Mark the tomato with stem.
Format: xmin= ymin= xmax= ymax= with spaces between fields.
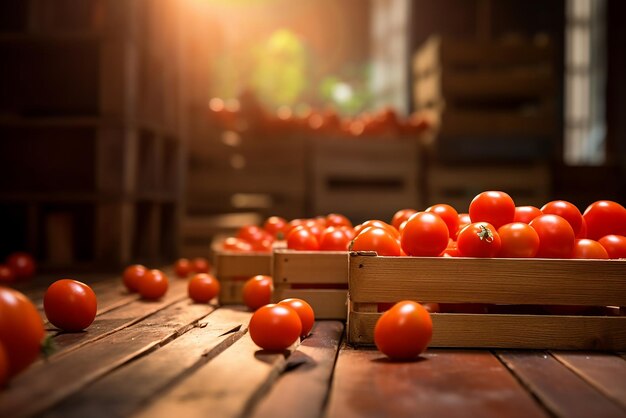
xmin=457 ymin=222 xmax=501 ymax=258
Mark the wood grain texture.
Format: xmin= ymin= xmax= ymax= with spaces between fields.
xmin=498 ymin=351 xmax=626 ymax=418
xmin=273 ymin=288 xmax=347 ymax=320
xmin=273 ymin=250 xmax=348 ymax=285
xmin=249 ymin=321 xmax=344 ymax=418
xmin=552 ymin=352 xmax=626 ymax=409
xmin=325 ymin=347 xmax=549 ymax=418
xmin=348 ymin=312 xmax=626 ymax=350
xmin=0 ymin=299 xmax=214 ymax=418
xmin=214 ymin=251 xmax=272 ymax=278
xmin=40 ymin=307 xmax=252 ymax=418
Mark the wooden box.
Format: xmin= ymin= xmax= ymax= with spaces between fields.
xmin=272 ymin=249 xmax=348 ymax=319
xmin=348 ymin=252 xmax=626 ymax=350
xmin=214 ymin=251 xmax=272 ymax=304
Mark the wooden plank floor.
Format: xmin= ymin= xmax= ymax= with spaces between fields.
xmin=2 ymin=272 xmax=625 ymax=418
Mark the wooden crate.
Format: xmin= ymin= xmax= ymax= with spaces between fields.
xmin=272 ymin=249 xmax=348 ymax=319
xmin=213 ymin=250 xmax=272 ymax=304
xmin=347 ymin=252 xmax=626 ymax=350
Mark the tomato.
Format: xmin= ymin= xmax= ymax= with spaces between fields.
xmin=570 ymin=239 xmax=609 ymax=259
xmin=401 ymin=212 xmax=449 ymax=257
xmin=138 ymin=269 xmax=169 ymax=300
xmin=456 ymin=213 xmax=471 ymax=239
xmin=237 ymin=225 xmax=264 ymax=242
xmin=583 ymin=200 xmax=626 ymax=240
xmin=469 ymin=191 xmax=515 ymax=229
xmin=174 ymin=258 xmax=192 ymax=278
xmin=577 ymin=217 xmax=587 ymax=239
xmin=43 ymin=279 xmax=97 ymax=332
xmin=188 ymin=273 xmax=220 ymax=303
xmin=391 ymin=209 xmax=417 ymax=230
xmin=0 ymin=265 xmax=15 ymax=282
xmin=326 ymin=213 xmax=352 ymax=229
xmin=303 ymin=219 xmax=324 ymax=240
xmin=374 ymin=301 xmax=432 ymax=360
xmin=497 ymin=222 xmax=540 ymax=258
xmin=529 ymin=214 xmax=575 ymax=258
xmin=6 ymin=252 xmax=36 ymax=280
xmin=541 ymin=200 xmax=583 ymax=236
xmin=0 ymin=341 xmax=8 ymax=387
xmin=0 ymin=287 xmax=44 ymax=377
xmin=222 ymin=237 xmax=253 ymax=253
xmin=425 ymin=204 xmax=459 ymax=239
xmin=598 ymin=235 xmax=626 ymax=259
xmin=242 ymin=275 xmax=273 ymax=311
xmin=278 ymin=298 xmax=315 ymax=337
xmin=122 ymin=264 xmax=147 ymax=293
xmin=263 ymin=216 xmax=288 ymax=238
xmin=352 ymin=227 xmax=402 ymax=256
xmin=249 ymin=304 xmax=302 ymax=351
xmin=513 ymin=206 xmax=542 ymax=224
xmin=191 ymin=257 xmax=211 ymax=274
xmin=354 ymin=220 xmax=399 ymax=240
xmin=457 ymin=222 xmax=501 ymax=258
xmin=319 ymin=226 xmax=352 ymax=251
xmin=422 ymin=302 xmax=441 ymax=313
xmin=287 ymin=225 xmax=320 ymax=251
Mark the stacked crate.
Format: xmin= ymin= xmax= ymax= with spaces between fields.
xmin=0 ymin=0 xmax=186 ymax=270
xmin=413 ymin=35 xmax=557 ymax=210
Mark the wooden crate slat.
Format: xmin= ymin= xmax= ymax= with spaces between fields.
xmin=215 ymin=252 xmax=272 ymax=278
xmin=497 ymin=351 xmax=626 ymax=418
xmin=0 ymin=299 xmax=214 ymax=418
xmin=325 ymin=346 xmax=549 ymax=418
xmin=249 ymin=321 xmax=344 ymax=418
xmin=273 ymin=288 xmax=347 ymax=320
xmin=273 ymin=250 xmax=348 ymax=285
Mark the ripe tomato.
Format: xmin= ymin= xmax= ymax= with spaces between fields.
xmin=469 ymin=191 xmax=515 ymax=229
xmin=391 ymin=209 xmax=417 ymax=230
xmin=319 ymin=226 xmax=352 ymax=251
xmin=242 ymin=275 xmax=273 ymax=311
xmin=138 ymin=269 xmax=169 ymax=300
xmin=598 ymin=235 xmax=626 ymax=259
xmin=6 ymin=252 xmax=36 ymax=279
xmin=374 ymin=301 xmax=432 ymax=360
xmin=0 ymin=341 xmax=7 ymax=387
xmin=287 ymin=225 xmax=320 ymax=251
xmin=352 ymin=227 xmax=402 ymax=256
xmin=0 ymin=286 xmax=45 ymax=377
xmin=263 ymin=216 xmax=288 ymax=238
xmin=44 ymin=279 xmax=97 ymax=332
xmin=354 ymin=220 xmax=399 ymax=240
xmin=456 ymin=213 xmax=471 ymax=239
xmin=249 ymin=304 xmax=302 ymax=351
xmin=457 ymin=222 xmax=501 ymax=257
xmin=570 ymin=239 xmax=609 ymax=259
xmin=577 ymin=217 xmax=587 ymax=238
xmin=237 ymin=225 xmax=264 ymax=242
xmin=583 ymin=200 xmax=626 ymax=240
xmin=221 ymin=237 xmax=253 ymax=253
xmin=122 ymin=264 xmax=147 ymax=293
xmin=529 ymin=214 xmax=575 ymax=258
xmin=497 ymin=222 xmax=540 ymax=258
xmin=513 ymin=206 xmax=542 ymax=224
xmin=278 ymin=298 xmax=315 ymax=337
xmin=188 ymin=273 xmax=220 ymax=303
xmin=326 ymin=213 xmax=352 ymax=229
xmin=0 ymin=265 xmax=15 ymax=282
xmin=425 ymin=204 xmax=459 ymax=239
xmin=541 ymin=200 xmax=583 ymax=237
xmin=401 ymin=212 xmax=449 ymax=257
xmin=191 ymin=257 xmax=211 ymax=273
xmin=174 ymin=258 xmax=192 ymax=278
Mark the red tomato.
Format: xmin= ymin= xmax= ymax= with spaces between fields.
xmin=598 ymin=235 xmax=626 ymax=259
xmin=44 ymin=279 xmax=97 ymax=332
xmin=391 ymin=209 xmax=417 ymax=230
xmin=174 ymin=258 xmax=192 ymax=278
xmin=583 ymin=200 xmax=626 ymax=240
xmin=457 ymin=222 xmax=501 ymax=258
xmin=221 ymin=237 xmax=253 ymax=253
xmin=497 ymin=222 xmax=540 ymax=258
xmin=263 ymin=216 xmax=288 ymax=238
xmin=188 ymin=273 xmax=220 ymax=303
xmin=570 ymin=239 xmax=609 ymax=259
xmin=513 ymin=206 xmax=542 ymax=224
xmin=0 ymin=341 xmax=8 ymax=387
xmin=237 ymin=225 xmax=264 ymax=242
xmin=529 ymin=214 xmax=575 ymax=258
xmin=469 ymin=191 xmax=516 ymax=229
xmin=425 ymin=204 xmax=459 ymax=239
xmin=278 ymin=298 xmax=315 ymax=337
xmin=242 ymin=275 xmax=273 ymax=311
xmin=0 ymin=265 xmax=15 ymax=283
xmin=287 ymin=225 xmax=320 ymax=251
xmin=374 ymin=301 xmax=432 ymax=360
xmin=138 ymin=269 xmax=169 ymax=300
xmin=354 ymin=220 xmax=400 ymax=240
xmin=319 ymin=226 xmax=352 ymax=251
xmin=122 ymin=264 xmax=147 ymax=293
xmin=191 ymin=257 xmax=211 ymax=273
xmin=303 ymin=219 xmax=324 ymax=240
xmin=577 ymin=217 xmax=587 ymax=239
xmin=0 ymin=287 xmax=45 ymax=378
xmin=456 ymin=213 xmax=471 ymax=239
xmin=352 ymin=227 xmax=402 ymax=256
xmin=6 ymin=252 xmax=36 ymax=280
xmin=401 ymin=212 xmax=449 ymax=257
xmin=326 ymin=213 xmax=352 ymax=229
xmin=249 ymin=304 xmax=302 ymax=351
xmin=541 ymin=200 xmax=583 ymax=237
